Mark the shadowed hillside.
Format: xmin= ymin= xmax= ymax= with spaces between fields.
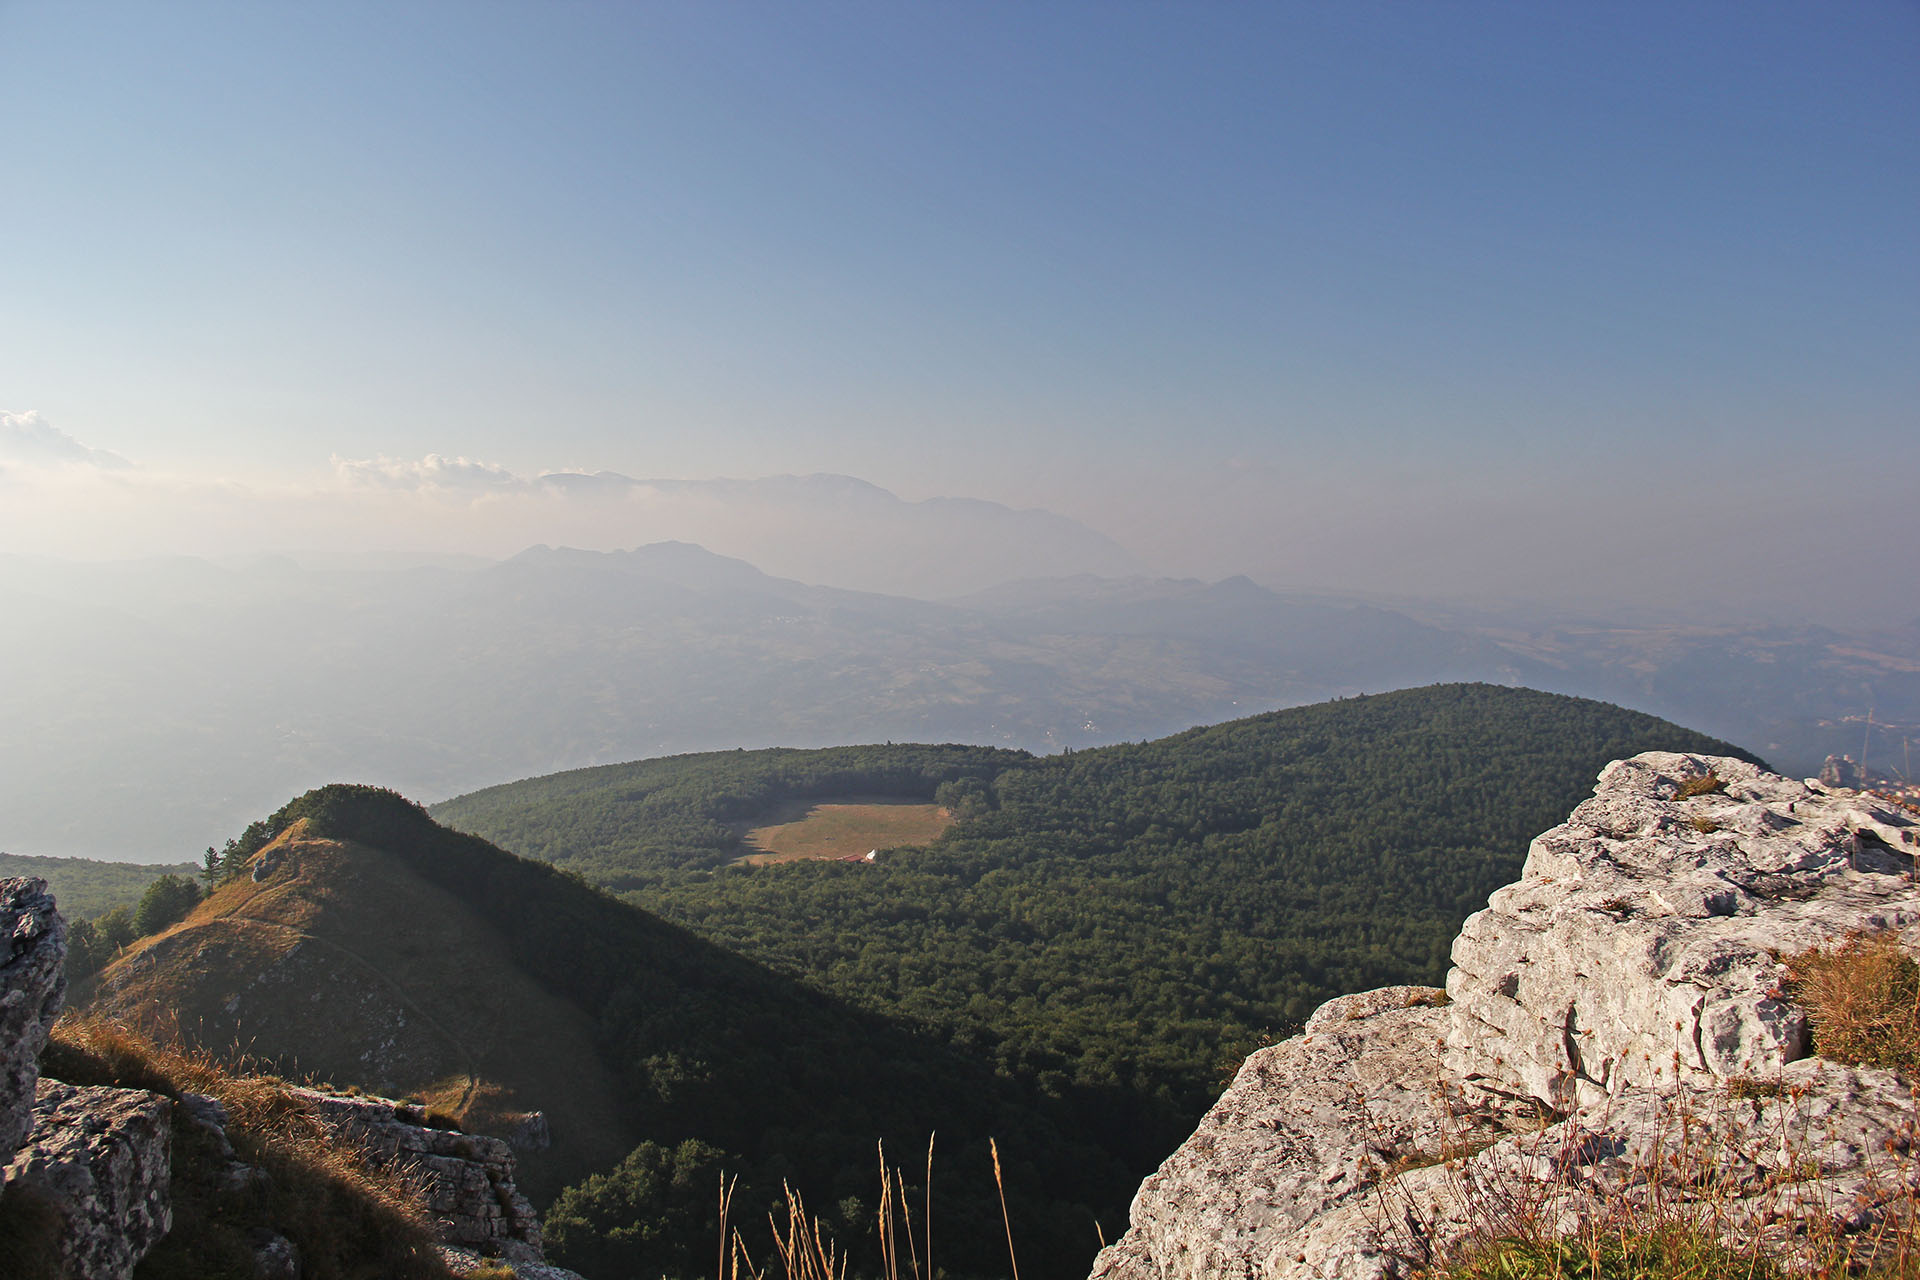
xmin=85 ymin=784 xmax=1133 ymax=1279
xmin=86 ymin=820 xmax=635 ymax=1201
xmin=438 ymin=684 xmax=1765 ymax=1171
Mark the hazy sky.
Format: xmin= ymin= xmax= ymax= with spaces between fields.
xmin=3 ymin=3 xmax=1916 ymax=621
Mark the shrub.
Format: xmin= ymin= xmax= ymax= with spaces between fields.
xmin=94 ymin=903 xmax=136 ymax=951
xmin=131 ymin=874 xmax=203 ymax=938
xmin=1675 ymin=772 xmax=1725 ymax=800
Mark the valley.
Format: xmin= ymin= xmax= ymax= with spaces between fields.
xmin=20 ymin=683 xmax=1752 ymax=1277
xmin=7 ymin=9 xmax=1908 ymax=1277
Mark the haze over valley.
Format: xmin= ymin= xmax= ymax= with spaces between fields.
xmin=3 ymin=523 xmax=1914 ymax=860
xmin=3 ymin=6 xmax=1917 ymax=1278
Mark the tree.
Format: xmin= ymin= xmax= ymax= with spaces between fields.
xmin=65 ymin=917 xmax=108 ymax=981
xmin=94 ymin=905 xmax=136 ymax=952
xmin=545 ymin=1139 xmax=732 ymax=1279
xmin=132 ymin=874 xmax=202 ymax=938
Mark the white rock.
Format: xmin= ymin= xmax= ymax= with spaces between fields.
xmin=1087 ymin=987 xmax=1506 ymax=1280
xmin=1446 ymin=753 xmax=1920 ymax=1110
xmin=1090 ymin=753 xmax=1920 ymax=1280
xmin=2 ymin=1080 xmax=173 ymax=1280
xmin=0 ymin=877 xmax=66 ymax=1163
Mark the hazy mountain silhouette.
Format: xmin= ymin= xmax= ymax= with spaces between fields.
xmin=1 ymin=545 xmax=1911 ymax=861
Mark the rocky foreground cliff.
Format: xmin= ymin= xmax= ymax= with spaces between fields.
xmin=1090 ymin=752 xmax=1920 ymax=1280
xmin=0 ymin=875 xmax=586 ymax=1280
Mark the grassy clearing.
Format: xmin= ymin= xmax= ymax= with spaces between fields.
xmin=742 ymin=801 xmax=953 ymax=864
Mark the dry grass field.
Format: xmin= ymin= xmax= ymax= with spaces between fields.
xmin=742 ymin=800 xmax=954 ymax=864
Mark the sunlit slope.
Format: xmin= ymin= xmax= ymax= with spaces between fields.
xmin=87 ymin=819 xmax=633 ymax=1198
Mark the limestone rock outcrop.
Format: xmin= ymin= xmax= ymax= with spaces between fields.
xmin=1090 ymin=988 xmax=1519 ymax=1280
xmin=3 ymin=1080 xmax=173 ymax=1280
xmin=1446 ymin=752 xmax=1920 ymax=1108
xmin=292 ymin=1087 xmax=544 ymax=1253
xmin=2 ymin=877 xmax=67 ymax=1162
xmin=1090 ymin=753 xmax=1920 ymax=1280
xmin=2 ymin=877 xmax=176 ymax=1280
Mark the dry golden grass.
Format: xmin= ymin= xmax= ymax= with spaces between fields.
xmin=87 ymin=831 xmax=634 ymax=1199
xmin=22 ymin=1012 xmax=454 ymax=1280
xmin=1787 ymin=931 xmax=1920 ymax=1074
xmin=722 ymin=1137 xmax=967 ymax=1280
xmin=1674 ymin=771 xmax=1725 ymax=800
xmin=742 ymin=801 xmax=953 ymax=864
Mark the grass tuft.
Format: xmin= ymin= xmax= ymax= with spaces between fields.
xmin=1786 ymin=931 xmax=1920 ymax=1074
xmin=1437 ymin=1224 xmax=1789 ymax=1280
xmin=1675 ymin=772 xmax=1725 ymax=800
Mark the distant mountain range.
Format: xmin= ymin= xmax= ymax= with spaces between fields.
xmin=2 ymin=541 xmax=1913 ymax=860
xmin=430 ymin=469 xmax=1145 ymax=597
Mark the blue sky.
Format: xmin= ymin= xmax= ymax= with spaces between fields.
xmin=2 ymin=2 xmax=1915 ymax=618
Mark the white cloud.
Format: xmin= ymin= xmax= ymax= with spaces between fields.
xmin=331 ymin=452 xmax=525 ymax=492
xmin=0 ymin=410 xmax=131 ymax=469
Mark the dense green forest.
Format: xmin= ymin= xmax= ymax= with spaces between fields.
xmin=436 ymin=685 xmax=1762 ymax=1207
xmin=0 ymin=852 xmax=197 ymax=921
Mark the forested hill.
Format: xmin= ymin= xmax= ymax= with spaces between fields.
xmin=437 ymin=684 xmax=1760 ymax=1165
xmin=437 ymin=741 xmax=1028 ymax=881
xmin=99 ymin=784 xmax=1137 ymax=1280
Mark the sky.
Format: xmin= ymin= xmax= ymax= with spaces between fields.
xmin=2 ymin=2 xmax=1916 ymax=622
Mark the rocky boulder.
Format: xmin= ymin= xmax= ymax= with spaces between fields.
xmin=1 ymin=877 xmax=66 ymax=1162
xmin=3 ymin=1080 xmax=173 ymax=1280
xmin=291 ymin=1087 xmax=544 ymax=1254
xmin=1089 ymin=753 xmax=1920 ymax=1280
xmin=1090 ymin=987 xmax=1527 ymax=1280
xmin=1446 ymin=752 xmax=1920 ymax=1109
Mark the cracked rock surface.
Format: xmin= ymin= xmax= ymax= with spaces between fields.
xmin=3 ymin=1080 xmax=173 ymax=1280
xmin=292 ymin=1087 xmax=543 ymax=1251
xmin=1446 ymin=752 xmax=1920 ymax=1109
xmin=1088 ymin=988 xmax=1527 ymax=1280
xmin=1 ymin=877 xmax=66 ymax=1163
xmin=1089 ymin=754 xmax=1920 ymax=1280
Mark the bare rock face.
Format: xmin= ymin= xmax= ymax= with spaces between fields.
xmin=1276 ymin=1056 xmax=1920 ymax=1280
xmin=3 ymin=1080 xmax=173 ymax=1280
xmin=1446 ymin=752 xmax=1920 ymax=1109
xmin=1 ymin=877 xmax=66 ymax=1163
xmin=1089 ymin=754 xmax=1920 ymax=1280
xmin=1088 ymin=988 xmax=1519 ymax=1280
xmin=290 ymin=1087 xmax=544 ymax=1253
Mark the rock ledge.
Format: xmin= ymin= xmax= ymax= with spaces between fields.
xmin=1090 ymin=754 xmax=1920 ymax=1280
